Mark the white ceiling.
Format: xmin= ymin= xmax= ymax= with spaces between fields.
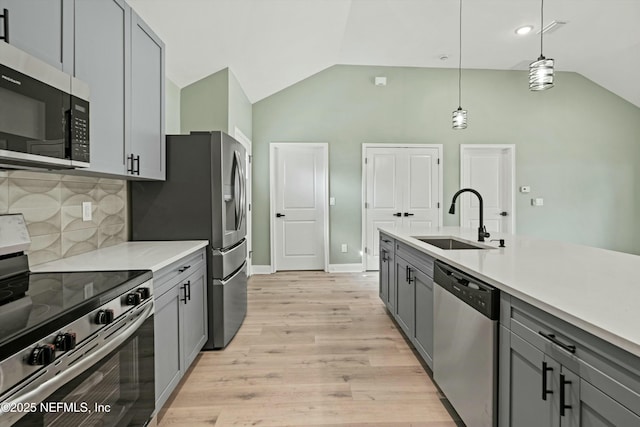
xmin=127 ymin=0 xmax=640 ymax=107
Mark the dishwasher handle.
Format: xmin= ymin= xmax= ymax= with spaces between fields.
xmin=434 ymin=261 xmax=499 ymax=320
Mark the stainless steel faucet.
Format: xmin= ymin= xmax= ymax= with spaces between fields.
xmin=448 ymin=188 xmax=491 ymax=242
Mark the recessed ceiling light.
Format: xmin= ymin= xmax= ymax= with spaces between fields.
xmin=515 ymin=25 xmax=533 ymax=35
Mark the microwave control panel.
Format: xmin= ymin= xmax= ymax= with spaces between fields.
xmin=70 ymin=96 xmax=90 ymax=162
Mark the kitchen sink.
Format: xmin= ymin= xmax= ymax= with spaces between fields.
xmin=414 ymin=237 xmax=493 ymax=250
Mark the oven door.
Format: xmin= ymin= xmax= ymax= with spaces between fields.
xmin=11 ymin=308 xmax=155 ymax=427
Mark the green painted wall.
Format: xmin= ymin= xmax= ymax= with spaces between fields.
xmin=181 ymin=68 xmax=252 ymax=141
xmin=252 ymin=65 xmax=640 ymax=265
xmin=180 ymin=68 xmax=229 ymax=133
xmin=165 ymin=78 xmax=181 ymax=134
xmin=228 ymin=70 xmax=253 ymax=140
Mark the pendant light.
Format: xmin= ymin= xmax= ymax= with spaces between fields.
xmin=452 ymin=0 xmax=467 ymax=129
xmin=529 ymin=0 xmax=554 ymax=90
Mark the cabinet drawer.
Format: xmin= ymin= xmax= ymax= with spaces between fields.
xmin=153 ymin=249 xmax=206 ymax=297
xmin=509 ymin=297 xmax=640 ymax=417
xmin=379 ymin=233 xmax=394 ymax=252
xmin=396 ymin=241 xmax=434 ymax=277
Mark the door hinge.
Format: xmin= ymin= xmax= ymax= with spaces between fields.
xmin=437 ymin=158 xmax=440 ymax=165
xmin=364 ymin=157 xmax=368 ymax=164
xmin=249 ymin=250 xmax=253 ymax=258
xmin=437 ymin=202 xmax=440 ymax=208
xmin=248 ymin=155 xmax=252 ymax=163
xmin=248 ymin=203 xmax=252 ymax=211
xmin=364 ymin=247 xmax=368 ymax=254
xmin=365 ymin=202 xmax=369 ymax=209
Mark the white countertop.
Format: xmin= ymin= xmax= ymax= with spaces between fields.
xmin=31 ymin=241 xmax=209 ymax=273
xmin=380 ymin=226 xmax=640 ymax=358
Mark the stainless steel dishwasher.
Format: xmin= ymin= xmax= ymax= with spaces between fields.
xmin=433 ymin=261 xmax=500 ymax=427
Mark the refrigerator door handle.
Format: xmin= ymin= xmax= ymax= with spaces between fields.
xmin=233 ymin=150 xmax=245 ymax=232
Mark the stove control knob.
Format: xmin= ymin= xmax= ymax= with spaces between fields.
xmin=136 ymin=287 xmax=151 ymax=299
xmin=54 ymin=332 xmax=77 ymax=351
xmin=29 ymin=344 xmax=56 ymax=366
xmin=126 ymin=292 xmax=142 ymax=306
xmin=95 ymin=309 xmax=115 ymax=325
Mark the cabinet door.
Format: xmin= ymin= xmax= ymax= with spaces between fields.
xmin=379 ymin=246 xmax=389 ymax=303
xmin=505 ymin=332 xmax=559 ymax=427
xmin=394 ymin=256 xmax=414 ymax=338
xmin=154 ymin=285 xmax=183 ymax=411
xmin=130 ymin=11 xmax=165 ymax=180
xmin=0 ymin=0 xmax=72 ymax=71
xmin=566 ymin=378 xmax=640 ymax=427
xmin=413 ymin=267 xmax=433 ymax=369
xmin=181 ymin=265 xmax=208 ymax=370
xmin=74 ymin=0 xmax=128 ymax=175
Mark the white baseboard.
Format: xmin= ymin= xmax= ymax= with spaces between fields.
xmin=251 ymin=265 xmax=273 ymax=275
xmin=328 ymin=263 xmax=364 ymax=273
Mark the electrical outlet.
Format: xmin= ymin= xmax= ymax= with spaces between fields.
xmin=82 ymin=202 xmax=92 ymax=221
xmin=329 ymin=197 xmax=336 ymax=206
xmin=520 ymin=186 xmax=531 ymax=193
xmin=341 ymin=244 xmax=348 ymax=253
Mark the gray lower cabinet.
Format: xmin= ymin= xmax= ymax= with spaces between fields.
xmin=154 ymin=282 xmax=183 ymax=412
xmin=500 ymin=296 xmax=640 ymax=427
xmin=387 ymin=240 xmax=434 ymax=370
xmin=379 ymin=234 xmax=395 ymax=312
xmin=74 ymin=0 xmax=128 ymax=176
xmin=0 ymin=0 xmax=73 ymax=72
xmin=394 ymin=255 xmax=414 ymax=338
xmin=412 ymin=267 xmax=433 ymax=369
xmin=154 ymin=249 xmax=207 ymax=413
xmin=129 ymin=11 xmax=165 ymax=180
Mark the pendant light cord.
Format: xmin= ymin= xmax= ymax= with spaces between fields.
xmin=539 ymin=0 xmax=544 ymax=57
xmin=458 ymin=0 xmax=462 ymax=108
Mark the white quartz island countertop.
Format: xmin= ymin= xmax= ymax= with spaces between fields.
xmin=30 ymin=241 xmax=209 ymax=273
xmin=380 ymin=226 xmax=640 ymax=358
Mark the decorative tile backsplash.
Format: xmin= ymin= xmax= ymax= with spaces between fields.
xmin=0 ymin=171 xmax=128 ymax=266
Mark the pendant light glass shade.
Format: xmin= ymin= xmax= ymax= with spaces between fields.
xmin=452 ymin=0 xmax=467 ymax=130
xmin=529 ymin=0 xmax=554 ymax=91
xmin=452 ymin=107 xmax=467 ymax=129
xmin=529 ymin=56 xmax=554 ymax=90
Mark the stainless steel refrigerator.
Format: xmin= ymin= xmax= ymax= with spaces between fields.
xmin=130 ymin=131 xmax=247 ymax=349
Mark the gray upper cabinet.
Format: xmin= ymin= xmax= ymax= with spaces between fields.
xmin=0 ymin=0 xmax=73 ymax=72
xmin=74 ymin=0 xmax=128 ymax=176
xmin=129 ymin=11 xmax=165 ymax=180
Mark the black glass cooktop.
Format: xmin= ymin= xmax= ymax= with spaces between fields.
xmin=0 ymin=269 xmax=152 ymax=361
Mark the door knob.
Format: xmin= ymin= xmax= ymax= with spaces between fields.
xmin=276 ymin=213 xmax=286 ymax=218
xmin=393 ymin=212 xmax=402 ymax=217
xmin=403 ymin=213 xmax=414 ymax=217
xmin=500 ymin=211 xmax=508 ymax=216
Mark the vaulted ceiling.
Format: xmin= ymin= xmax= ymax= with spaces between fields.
xmin=127 ymin=0 xmax=640 ymax=107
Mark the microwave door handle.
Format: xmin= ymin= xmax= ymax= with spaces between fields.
xmin=1 ymin=302 xmax=153 ymax=416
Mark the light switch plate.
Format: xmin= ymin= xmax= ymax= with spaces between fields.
xmin=531 ymin=198 xmax=544 ymax=206
xmin=82 ymin=202 xmax=92 ymax=221
xmin=341 ymin=244 xmax=348 ymax=253
xmin=330 ymin=197 xmax=336 ymax=206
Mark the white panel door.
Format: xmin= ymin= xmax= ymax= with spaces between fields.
xmin=460 ymin=146 xmax=515 ymax=234
xmin=365 ymin=146 xmax=440 ymax=270
xmin=274 ymin=145 xmax=326 ymax=270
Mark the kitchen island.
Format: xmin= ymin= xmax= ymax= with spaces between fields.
xmin=379 ymin=226 xmax=640 ymax=427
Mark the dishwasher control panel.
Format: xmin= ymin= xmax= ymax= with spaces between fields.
xmin=434 ymin=261 xmax=499 ymax=320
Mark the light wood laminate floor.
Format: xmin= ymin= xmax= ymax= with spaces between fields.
xmin=157 ymin=271 xmax=459 ymax=427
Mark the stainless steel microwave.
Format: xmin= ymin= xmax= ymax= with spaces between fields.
xmin=0 ymin=42 xmax=89 ymax=170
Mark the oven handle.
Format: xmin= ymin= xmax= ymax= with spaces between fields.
xmin=2 ymin=301 xmax=153 ymax=410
